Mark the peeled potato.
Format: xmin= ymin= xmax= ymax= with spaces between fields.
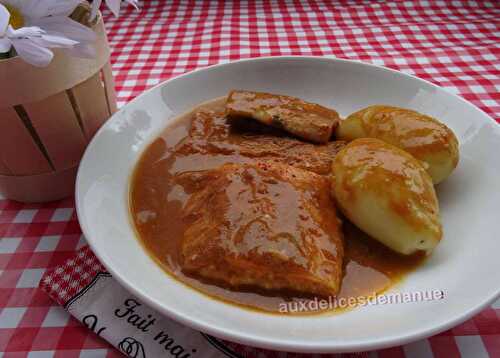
xmin=332 ymin=138 xmax=442 ymax=255
xmin=337 ymin=105 xmax=459 ymax=184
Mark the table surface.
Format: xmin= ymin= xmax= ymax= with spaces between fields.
xmin=1 ymin=1 xmax=499 ymax=357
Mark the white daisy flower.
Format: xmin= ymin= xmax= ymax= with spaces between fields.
xmin=0 ymin=0 xmax=96 ymax=66
xmin=90 ymin=0 xmax=139 ymax=21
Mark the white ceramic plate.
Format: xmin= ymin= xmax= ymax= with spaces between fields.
xmin=76 ymin=56 xmax=500 ymax=353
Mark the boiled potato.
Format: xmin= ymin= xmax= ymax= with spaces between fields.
xmin=336 ymin=105 xmax=459 ymax=184
xmin=332 ymin=138 xmax=442 ymax=255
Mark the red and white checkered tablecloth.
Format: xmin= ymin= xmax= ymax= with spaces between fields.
xmin=0 ymin=1 xmax=499 ymax=357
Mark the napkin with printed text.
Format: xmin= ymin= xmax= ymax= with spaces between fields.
xmin=40 ymin=245 xmax=371 ymax=358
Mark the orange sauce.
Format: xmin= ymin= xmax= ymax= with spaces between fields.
xmin=130 ymin=98 xmax=425 ymax=314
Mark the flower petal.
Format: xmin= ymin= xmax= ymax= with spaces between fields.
xmin=19 ymin=0 xmax=50 ymax=20
xmin=125 ymin=0 xmax=140 ymax=10
xmin=31 ymin=16 xmax=96 ymax=43
xmin=10 ymin=37 xmax=54 ymax=66
xmin=2 ymin=0 xmax=22 ymax=10
xmin=35 ymin=34 xmax=79 ymax=48
xmin=105 ymin=0 xmax=122 ymax=17
xmin=47 ymin=0 xmax=83 ymax=16
xmin=0 ymin=4 xmax=10 ymax=35
xmin=0 ymin=37 xmax=12 ymax=53
xmin=7 ymin=25 xmax=45 ymax=38
xmin=90 ymin=0 xmax=103 ymax=21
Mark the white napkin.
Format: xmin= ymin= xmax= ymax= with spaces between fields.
xmin=65 ymin=272 xmax=236 ymax=358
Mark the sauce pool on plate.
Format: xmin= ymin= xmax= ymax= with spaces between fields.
xmin=130 ymin=98 xmax=425 ymax=314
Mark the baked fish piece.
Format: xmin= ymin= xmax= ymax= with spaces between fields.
xmin=182 ymin=102 xmax=345 ymax=176
xmin=226 ymin=90 xmax=340 ymax=144
xmin=176 ymin=162 xmax=344 ymax=297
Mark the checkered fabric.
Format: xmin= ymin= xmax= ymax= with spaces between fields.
xmin=0 ymin=0 xmax=499 ymax=357
xmin=37 ymin=246 xmax=500 ymax=358
xmin=39 ymin=246 xmax=105 ymax=307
